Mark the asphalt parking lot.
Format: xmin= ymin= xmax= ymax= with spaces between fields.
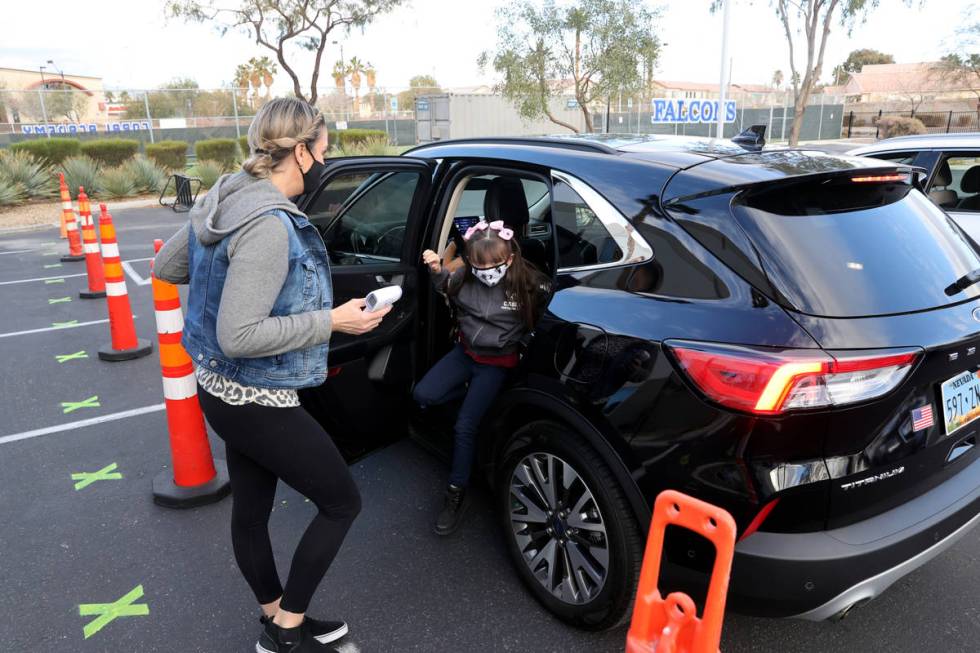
xmin=0 ymin=206 xmax=977 ymax=652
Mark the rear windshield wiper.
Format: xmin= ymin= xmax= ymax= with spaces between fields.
xmin=945 ymin=268 xmax=980 ymax=296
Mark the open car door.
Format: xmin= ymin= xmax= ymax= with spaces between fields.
xmin=295 ymin=156 xmax=437 ymax=460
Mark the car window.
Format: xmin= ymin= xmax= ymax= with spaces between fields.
xmin=865 ymin=151 xmax=917 ymax=165
xmin=930 ymin=152 xmax=980 ymax=212
xmin=552 ymin=179 xmax=623 ymax=268
xmin=453 ymin=175 xmax=550 ymax=220
xmin=307 ymin=170 xmax=422 ymax=264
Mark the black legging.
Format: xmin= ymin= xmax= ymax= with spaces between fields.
xmin=198 ymin=389 xmax=361 ymax=614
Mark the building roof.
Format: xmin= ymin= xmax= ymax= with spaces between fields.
xmin=0 ymin=66 xmax=102 ymax=80
xmin=846 ymin=62 xmax=970 ymax=94
xmin=652 ymin=80 xmax=776 ymax=94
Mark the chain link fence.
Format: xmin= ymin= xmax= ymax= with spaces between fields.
xmin=844 ymin=109 xmax=980 ymax=138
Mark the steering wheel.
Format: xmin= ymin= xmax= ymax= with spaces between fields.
xmin=375 ymin=225 xmax=406 ymax=258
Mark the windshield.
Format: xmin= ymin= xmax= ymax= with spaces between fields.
xmin=731 ymin=183 xmax=980 ymax=317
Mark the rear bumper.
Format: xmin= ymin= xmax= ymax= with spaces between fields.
xmin=729 ymin=454 xmax=980 ymax=619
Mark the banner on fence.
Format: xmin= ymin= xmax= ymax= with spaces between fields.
xmin=20 ymin=121 xmax=151 ymax=136
xmin=652 ymin=99 xmax=737 ymax=124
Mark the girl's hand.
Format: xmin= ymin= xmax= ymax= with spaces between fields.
xmin=331 ymin=298 xmax=392 ymax=335
xmin=422 ymin=249 xmax=442 ymax=274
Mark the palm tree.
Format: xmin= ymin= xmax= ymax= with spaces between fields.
xmin=365 ymin=62 xmax=377 ymax=90
xmin=348 ymin=57 xmax=365 ymax=113
xmin=332 ymin=60 xmax=346 ymax=91
xmin=234 ymin=64 xmax=251 ymax=104
xmin=254 ymin=56 xmax=277 ymax=98
xmin=772 ymin=69 xmax=784 ymax=90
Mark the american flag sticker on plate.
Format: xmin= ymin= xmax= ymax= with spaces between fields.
xmin=911 ymin=404 xmax=935 ymax=431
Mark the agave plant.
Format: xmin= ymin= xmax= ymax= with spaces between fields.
xmin=0 ymin=150 xmax=56 ymax=199
xmin=124 ymin=156 xmax=167 ymax=194
xmin=0 ymin=173 xmax=26 ymax=206
xmin=99 ymin=165 xmax=138 ymax=199
xmin=188 ymin=159 xmax=224 ymax=190
xmin=60 ymin=156 xmax=101 ymax=198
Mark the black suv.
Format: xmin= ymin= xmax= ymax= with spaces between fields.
xmin=294 ymin=135 xmax=980 ymax=630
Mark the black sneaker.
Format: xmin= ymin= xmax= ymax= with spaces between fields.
xmin=260 ymin=615 xmax=349 ymax=645
xmin=434 ymin=484 xmax=470 ymax=536
xmin=256 ymin=618 xmax=328 ymax=653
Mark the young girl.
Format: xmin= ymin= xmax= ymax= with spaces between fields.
xmin=415 ymin=219 xmax=549 ymax=535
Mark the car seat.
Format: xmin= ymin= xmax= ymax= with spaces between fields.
xmin=929 ymin=160 xmax=959 ymax=209
xmin=956 ymin=165 xmax=980 ymax=211
xmin=483 ymin=177 xmax=552 ymax=274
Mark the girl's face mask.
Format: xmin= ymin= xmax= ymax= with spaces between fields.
xmin=472 ymin=262 xmax=509 ymax=287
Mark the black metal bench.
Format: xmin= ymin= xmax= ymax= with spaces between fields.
xmin=159 ymin=174 xmax=202 ymax=213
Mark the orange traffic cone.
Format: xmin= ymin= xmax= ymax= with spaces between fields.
xmin=60 ymin=185 xmax=85 ymax=263
xmin=97 ymin=203 xmax=152 ymax=361
xmin=150 ymin=239 xmax=229 ymax=508
xmin=58 ymin=172 xmax=70 ymax=239
xmin=77 ymin=187 xmax=106 ymax=299
xmin=626 ymin=491 xmax=736 ymax=653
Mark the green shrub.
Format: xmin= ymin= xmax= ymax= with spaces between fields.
xmin=187 ymin=160 xmax=224 ymax=190
xmin=124 ymin=157 xmax=167 ymax=194
xmin=10 ymin=138 xmax=81 ymax=165
xmin=0 ymin=174 xmax=26 ymax=206
xmin=146 ymin=140 xmax=188 ymax=170
xmin=877 ymin=116 xmax=926 ymax=139
xmin=238 ymin=135 xmax=249 ymax=159
xmin=194 ymin=139 xmax=238 ymax=168
xmin=80 ymin=139 xmax=140 ymax=166
xmin=330 ymin=140 xmax=402 ymax=158
xmin=99 ymin=165 xmax=138 ymax=198
xmin=61 ymin=156 xmax=101 ymax=198
xmin=334 ymin=129 xmax=387 ymax=149
xmin=0 ymin=150 xmax=56 ymax=198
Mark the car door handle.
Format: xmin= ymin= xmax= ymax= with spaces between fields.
xmin=375 ymin=274 xmax=404 ymax=286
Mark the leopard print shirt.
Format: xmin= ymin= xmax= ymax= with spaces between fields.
xmin=195 ymin=366 xmax=300 ymax=408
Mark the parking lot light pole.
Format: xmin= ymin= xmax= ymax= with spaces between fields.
xmin=716 ymin=0 xmax=732 ymax=139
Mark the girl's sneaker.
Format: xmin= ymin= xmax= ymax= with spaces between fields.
xmin=260 ymin=615 xmax=349 ymax=645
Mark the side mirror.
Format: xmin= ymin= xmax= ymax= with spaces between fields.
xmin=732 ymin=125 xmax=766 ymax=152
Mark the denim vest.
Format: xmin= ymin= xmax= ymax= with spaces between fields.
xmin=182 ymin=209 xmax=332 ymax=389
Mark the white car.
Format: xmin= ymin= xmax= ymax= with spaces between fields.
xmin=849 ymin=133 xmax=980 ymax=240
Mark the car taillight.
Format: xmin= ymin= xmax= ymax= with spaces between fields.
xmin=665 ymin=340 xmax=918 ymax=415
xmin=851 ymin=173 xmax=908 ymax=183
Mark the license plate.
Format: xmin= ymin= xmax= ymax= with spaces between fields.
xmin=940 ymin=369 xmax=980 ymax=435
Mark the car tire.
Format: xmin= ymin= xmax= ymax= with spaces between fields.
xmin=496 ymin=419 xmax=644 ymax=630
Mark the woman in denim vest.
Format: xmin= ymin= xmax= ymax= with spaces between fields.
xmin=154 ymin=98 xmax=389 ymax=653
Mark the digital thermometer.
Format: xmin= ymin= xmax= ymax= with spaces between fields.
xmin=364 ymin=285 xmax=402 ymax=313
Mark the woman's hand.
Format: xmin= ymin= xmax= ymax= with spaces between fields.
xmin=330 ymin=298 xmax=392 ymax=335
xmin=422 ymin=249 xmax=442 ymax=274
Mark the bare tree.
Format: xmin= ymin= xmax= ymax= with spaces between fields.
xmin=165 ymin=0 xmax=404 ymax=106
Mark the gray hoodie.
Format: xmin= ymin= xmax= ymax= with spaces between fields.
xmin=154 ymin=171 xmax=332 ymax=359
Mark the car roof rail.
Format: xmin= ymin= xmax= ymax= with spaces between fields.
xmin=406 ymin=137 xmax=620 ymax=155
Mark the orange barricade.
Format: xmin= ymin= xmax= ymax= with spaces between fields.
xmin=97 ymin=203 xmax=152 ymax=361
xmin=150 ymin=238 xmax=230 ymax=508
xmin=77 ymin=187 xmax=106 ymax=299
xmin=626 ymin=491 xmax=736 ymax=653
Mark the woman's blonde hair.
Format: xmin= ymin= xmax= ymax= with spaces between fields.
xmin=242 ymin=97 xmax=326 ymax=179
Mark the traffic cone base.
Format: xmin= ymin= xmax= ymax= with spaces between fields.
xmin=60 ymin=253 xmax=85 ymax=262
xmin=153 ymin=458 xmax=231 ymax=509
xmin=98 ymin=338 xmax=153 ymax=361
xmin=79 ymin=289 xmax=107 ymax=299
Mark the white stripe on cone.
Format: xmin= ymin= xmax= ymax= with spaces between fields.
xmin=162 ymin=373 xmax=197 ymax=401
xmin=154 ymin=308 xmax=184 ymax=334
xmin=83 ymin=243 xmax=99 ymax=254
xmin=105 ymin=281 xmax=128 ymax=296
xmin=101 ymin=242 xmax=120 ymax=259
xmin=66 ymin=221 xmax=78 ymax=231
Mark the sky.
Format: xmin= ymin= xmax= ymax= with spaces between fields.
xmin=1 ymin=0 xmax=974 ymax=93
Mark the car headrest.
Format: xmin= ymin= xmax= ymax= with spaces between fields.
xmin=935 ymin=159 xmax=953 ymax=187
xmin=484 ymin=177 xmax=530 ymax=227
xmin=961 ymin=165 xmax=980 ymax=193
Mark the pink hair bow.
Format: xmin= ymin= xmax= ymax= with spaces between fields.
xmin=464 ymin=219 xmax=514 ymax=241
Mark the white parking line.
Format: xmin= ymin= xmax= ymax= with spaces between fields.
xmin=0 ymin=249 xmax=37 ymax=256
xmin=0 ymin=318 xmax=117 ymax=339
xmin=122 ymin=260 xmax=152 ymax=286
xmin=0 ymin=273 xmax=88 ymax=286
xmin=0 ymin=403 xmax=166 ymax=446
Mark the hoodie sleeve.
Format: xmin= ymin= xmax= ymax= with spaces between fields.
xmin=153 ymin=222 xmax=190 ymax=285
xmin=215 ymin=215 xmax=332 ymax=359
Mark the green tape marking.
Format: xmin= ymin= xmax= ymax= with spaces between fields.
xmin=42 ymin=252 xmax=60 ymax=257
xmin=61 ymin=396 xmax=100 ymax=414
xmin=48 ymin=296 xmax=71 ymax=304
xmin=56 ymin=350 xmax=88 ymax=363
xmin=52 ymin=320 xmax=79 ymax=328
xmin=43 ymin=262 xmax=62 ymax=268
xmin=78 ymin=585 xmax=148 ymax=639
xmin=44 ymin=278 xmax=65 ymax=284
xmin=71 ymin=462 xmax=122 ymax=490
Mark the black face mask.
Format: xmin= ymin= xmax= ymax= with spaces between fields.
xmin=300 ymin=154 xmax=325 ymax=195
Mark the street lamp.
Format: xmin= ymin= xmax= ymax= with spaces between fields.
xmin=37 ymin=65 xmax=50 ymax=136
xmin=46 ymin=59 xmax=75 ymax=122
